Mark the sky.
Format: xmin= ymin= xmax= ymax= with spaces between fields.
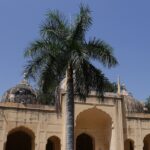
xmin=0 ymin=0 xmax=150 ymax=100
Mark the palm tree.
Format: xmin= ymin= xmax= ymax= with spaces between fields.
xmin=24 ymin=4 xmax=118 ymax=150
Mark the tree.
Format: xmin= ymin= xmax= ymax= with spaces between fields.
xmin=24 ymin=4 xmax=118 ymax=150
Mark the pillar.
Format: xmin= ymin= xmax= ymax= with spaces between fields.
xmin=38 ymin=142 xmax=47 ymax=150
xmin=116 ymin=98 xmax=124 ymax=150
xmin=110 ymin=123 xmax=117 ymax=150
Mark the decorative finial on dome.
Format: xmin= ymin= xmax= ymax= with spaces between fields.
xmin=21 ymin=72 xmax=28 ymax=85
xmin=117 ymin=76 xmax=121 ymax=95
xmin=23 ymin=72 xmax=27 ymax=80
xmin=122 ymin=83 xmax=126 ymax=90
xmin=121 ymin=83 xmax=129 ymax=96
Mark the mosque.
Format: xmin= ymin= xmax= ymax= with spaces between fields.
xmin=0 ymin=77 xmax=150 ymax=150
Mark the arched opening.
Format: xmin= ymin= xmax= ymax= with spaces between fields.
xmin=76 ymin=133 xmax=93 ymax=150
xmin=75 ymin=108 xmax=112 ymax=150
xmin=143 ymin=134 xmax=150 ymax=150
xmin=46 ymin=136 xmax=60 ymax=150
xmin=124 ymin=139 xmax=134 ymax=150
xmin=5 ymin=127 xmax=34 ymax=150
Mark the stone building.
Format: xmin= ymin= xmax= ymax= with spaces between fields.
xmin=0 ymin=78 xmax=150 ymax=150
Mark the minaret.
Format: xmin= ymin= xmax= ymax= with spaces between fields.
xmin=117 ymin=76 xmax=121 ymax=95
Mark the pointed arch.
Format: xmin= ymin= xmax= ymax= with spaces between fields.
xmin=75 ymin=107 xmax=112 ymax=150
xmin=124 ymin=139 xmax=134 ymax=150
xmin=76 ymin=133 xmax=94 ymax=150
xmin=46 ymin=136 xmax=61 ymax=150
xmin=5 ymin=126 xmax=35 ymax=150
xmin=75 ymin=107 xmax=112 ymax=125
xmin=143 ymin=134 xmax=150 ymax=150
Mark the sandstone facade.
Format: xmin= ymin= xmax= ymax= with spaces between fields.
xmin=0 ymin=81 xmax=150 ymax=150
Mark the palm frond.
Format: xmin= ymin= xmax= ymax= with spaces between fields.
xmin=36 ymin=91 xmax=54 ymax=105
xmin=74 ymin=59 xmax=109 ymax=100
xmin=24 ymin=58 xmax=44 ymax=80
xmin=71 ymin=4 xmax=92 ymax=42
xmin=24 ymin=36 xmax=67 ymax=77
xmin=24 ymin=3 xmax=118 ymax=108
xmin=24 ymin=40 xmax=48 ymax=58
xmin=85 ymin=38 xmax=118 ymax=67
xmin=40 ymin=10 xmax=70 ymax=42
xmin=39 ymin=53 xmax=67 ymax=93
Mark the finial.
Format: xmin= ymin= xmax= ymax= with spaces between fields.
xmin=21 ymin=72 xmax=28 ymax=85
xmin=23 ymin=72 xmax=27 ymax=80
xmin=121 ymin=83 xmax=129 ymax=96
xmin=117 ymin=76 xmax=121 ymax=95
xmin=122 ymin=83 xmax=127 ymax=91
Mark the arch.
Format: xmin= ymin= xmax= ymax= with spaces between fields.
xmin=75 ymin=107 xmax=112 ymax=124
xmin=75 ymin=108 xmax=112 ymax=150
xmin=76 ymin=133 xmax=94 ymax=150
xmin=124 ymin=139 xmax=134 ymax=150
xmin=75 ymin=107 xmax=112 ymax=128
xmin=143 ymin=134 xmax=150 ymax=150
xmin=46 ymin=136 xmax=60 ymax=150
xmin=5 ymin=126 xmax=35 ymax=150
xmin=7 ymin=126 xmax=35 ymax=138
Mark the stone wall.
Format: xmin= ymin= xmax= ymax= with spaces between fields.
xmin=0 ymin=93 xmax=150 ymax=150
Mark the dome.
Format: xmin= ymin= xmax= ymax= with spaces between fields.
xmin=120 ymin=84 xmax=144 ymax=113
xmin=2 ymin=79 xmax=37 ymax=104
xmin=124 ymin=95 xmax=144 ymax=113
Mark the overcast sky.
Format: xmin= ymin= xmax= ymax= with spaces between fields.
xmin=0 ymin=0 xmax=150 ymax=100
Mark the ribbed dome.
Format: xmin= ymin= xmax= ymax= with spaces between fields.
xmin=2 ymin=79 xmax=37 ymax=104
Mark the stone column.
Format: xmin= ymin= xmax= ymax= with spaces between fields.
xmin=0 ymin=116 xmax=7 ymax=150
xmin=0 ymin=130 xmax=6 ymax=150
xmin=38 ymin=142 xmax=47 ymax=150
xmin=134 ymin=137 xmax=144 ymax=150
xmin=61 ymin=95 xmax=67 ymax=150
xmin=134 ymin=119 xmax=143 ymax=150
xmin=37 ymin=130 xmax=46 ymax=150
xmin=110 ymin=123 xmax=117 ymax=150
xmin=0 ymin=141 xmax=5 ymax=150
xmin=134 ymin=143 xmax=143 ymax=150
xmin=116 ymin=98 xmax=124 ymax=150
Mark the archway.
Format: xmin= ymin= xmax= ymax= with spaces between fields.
xmin=46 ymin=136 xmax=60 ymax=150
xmin=124 ymin=139 xmax=134 ymax=150
xmin=76 ymin=133 xmax=93 ymax=150
xmin=75 ymin=108 xmax=112 ymax=150
xmin=5 ymin=127 xmax=34 ymax=150
xmin=143 ymin=134 xmax=150 ymax=150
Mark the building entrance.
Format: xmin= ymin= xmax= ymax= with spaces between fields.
xmin=5 ymin=130 xmax=32 ymax=150
xmin=46 ymin=136 xmax=60 ymax=150
xmin=143 ymin=134 xmax=150 ymax=150
xmin=76 ymin=133 xmax=93 ymax=150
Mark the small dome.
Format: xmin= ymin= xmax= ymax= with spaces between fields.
xmin=2 ymin=79 xmax=37 ymax=104
xmin=124 ymin=95 xmax=144 ymax=113
xmin=119 ymin=84 xmax=144 ymax=113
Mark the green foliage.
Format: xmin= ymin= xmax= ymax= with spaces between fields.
xmin=103 ymin=82 xmax=118 ymax=93
xmin=24 ymin=4 xmax=118 ymax=103
xmin=36 ymin=90 xmax=55 ymax=105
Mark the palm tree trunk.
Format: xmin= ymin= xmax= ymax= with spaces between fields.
xmin=66 ymin=63 xmax=74 ymax=150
